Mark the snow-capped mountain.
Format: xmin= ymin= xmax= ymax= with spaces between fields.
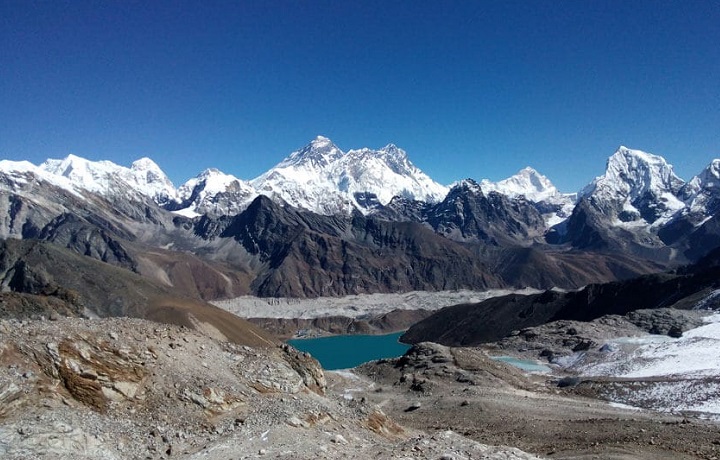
xmin=0 ymin=159 xmax=79 ymax=197
xmin=479 ymin=167 xmax=576 ymax=227
xmin=480 ymin=167 xmax=559 ymax=202
xmin=337 ymin=144 xmax=448 ymax=205
xmin=37 ymin=154 xmax=177 ymax=204
xmin=173 ymin=168 xmax=256 ymax=217
xmin=249 ymin=137 xmax=350 ymax=215
xmin=3 ymin=140 xmax=718 ymax=250
xmin=680 ymin=160 xmax=720 ymax=219
xmin=250 ymin=136 xmax=448 ymax=215
xmin=579 ymin=146 xmax=686 ymax=228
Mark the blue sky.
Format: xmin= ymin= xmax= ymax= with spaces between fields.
xmin=1 ymin=1 xmax=718 ymax=192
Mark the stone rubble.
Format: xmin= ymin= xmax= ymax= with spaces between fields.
xmin=0 ymin=317 xmax=540 ymax=459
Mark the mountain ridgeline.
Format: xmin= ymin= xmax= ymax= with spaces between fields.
xmin=0 ymin=138 xmax=718 ymax=308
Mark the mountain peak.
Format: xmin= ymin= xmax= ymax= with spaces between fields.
xmin=312 ymin=135 xmax=332 ymax=145
xmin=609 ymin=146 xmax=664 ymax=167
xmin=131 ymin=157 xmax=162 ymax=171
xmin=198 ymin=167 xmax=224 ymax=178
xmin=480 ymin=167 xmax=558 ymax=202
xmin=378 ymin=143 xmax=407 ymax=159
xmin=601 ymin=146 xmax=683 ymax=196
xmin=39 ymin=154 xmax=117 ymax=191
xmin=701 ymin=159 xmax=720 ymax=183
xmin=280 ymin=136 xmax=344 ymax=169
xmin=579 ymin=146 xmax=686 ymax=226
xmin=450 ymin=178 xmax=483 ymax=195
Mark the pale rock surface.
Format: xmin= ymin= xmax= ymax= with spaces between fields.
xmin=0 ymin=317 xmax=539 ymax=460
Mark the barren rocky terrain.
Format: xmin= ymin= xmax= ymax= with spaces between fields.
xmin=3 ymin=314 xmax=720 ymax=459
xmin=356 ymin=342 xmax=720 ymax=460
xmin=0 ymin=316 xmax=543 ymax=459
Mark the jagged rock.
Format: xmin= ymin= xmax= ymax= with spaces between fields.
xmin=625 ymin=308 xmax=705 ymax=336
xmin=280 ymin=344 xmax=327 ymax=394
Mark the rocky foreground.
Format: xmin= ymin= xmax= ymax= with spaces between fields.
xmin=3 ymin=315 xmax=720 ymax=459
xmin=356 ymin=341 xmax=720 ymax=460
xmin=0 ymin=317 xmax=539 ymax=459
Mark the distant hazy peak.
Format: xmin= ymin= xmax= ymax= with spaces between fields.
xmin=35 ymin=153 xmax=178 ymax=203
xmin=480 ymin=166 xmax=559 ymax=202
xmin=179 ymin=168 xmax=249 ymax=194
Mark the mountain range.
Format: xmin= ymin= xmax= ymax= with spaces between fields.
xmin=0 ymin=137 xmax=719 ymax=310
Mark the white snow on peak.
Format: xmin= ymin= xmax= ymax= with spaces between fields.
xmin=36 ymin=153 xmax=178 ymax=204
xmin=581 ymin=146 xmax=686 ymax=227
xmin=0 ymin=159 xmax=81 ymax=196
xmin=277 ymin=135 xmax=345 ymax=170
xmin=680 ymin=158 xmax=720 ymax=218
xmin=480 ymin=167 xmax=560 ymax=202
xmin=697 ymin=159 xmax=720 ymax=187
xmin=683 ymin=159 xmax=720 ymax=197
xmin=175 ymin=168 xmax=256 ymax=216
xmin=478 ymin=168 xmax=575 ymax=228
xmin=251 ymin=137 xmax=448 ymax=215
xmin=0 ymin=160 xmax=40 ymax=175
xmin=179 ymin=168 xmax=240 ymax=195
xmin=0 ymin=153 xmax=181 ymax=205
xmin=128 ymin=157 xmax=176 ymax=204
xmin=583 ymin=146 xmax=684 ymax=200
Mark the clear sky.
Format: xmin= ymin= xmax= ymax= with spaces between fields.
xmin=1 ymin=1 xmax=718 ymax=193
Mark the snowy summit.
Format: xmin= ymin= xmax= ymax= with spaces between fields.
xmin=250 ymin=136 xmax=449 ymax=215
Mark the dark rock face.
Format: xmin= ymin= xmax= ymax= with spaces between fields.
xmin=201 ymin=195 xmax=663 ymax=297
xmin=402 ymin=252 xmax=720 ymax=346
xmin=37 ymin=213 xmax=137 ymax=271
xmin=426 ymin=186 xmax=546 ymax=245
xmin=677 ymin=213 xmax=720 ymax=261
xmin=561 ymin=197 xmax=673 ymax=262
xmin=218 ymin=197 xmax=504 ymax=297
xmin=625 ymin=309 xmax=705 ymax=337
xmin=370 ymin=180 xmax=547 ymax=246
xmin=248 ymin=309 xmax=435 ymax=339
xmin=401 ymin=292 xmax=568 ymax=346
xmin=560 ymin=185 xmax=720 ymax=265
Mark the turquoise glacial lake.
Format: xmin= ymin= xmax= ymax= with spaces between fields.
xmin=287 ymin=331 xmax=411 ymax=370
